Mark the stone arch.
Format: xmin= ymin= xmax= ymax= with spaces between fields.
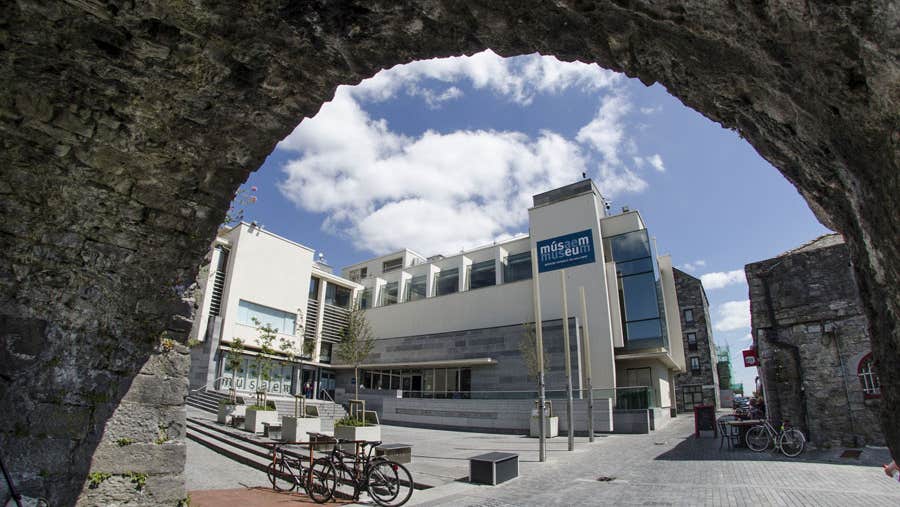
xmin=1 ymin=1 xmax=896 ymax=504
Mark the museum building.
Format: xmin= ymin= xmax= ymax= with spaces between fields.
xmin=189 ymin=179 xmax=685 ymax=432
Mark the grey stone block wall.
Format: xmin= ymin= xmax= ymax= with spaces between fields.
xmin=746 ymin=235 xmax=883 ymax=448
xmin=672 ymin=269 xmax=721 ymax=412
xmin=335 ymin=318 xmax=582 ymax=396
xmin=378 ymin=397 xmax=613 ymax=434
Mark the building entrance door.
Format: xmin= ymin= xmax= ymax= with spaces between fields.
xmin=318 ymin=370 xmax=336 ymax=400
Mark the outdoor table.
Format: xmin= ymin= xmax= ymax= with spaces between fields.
xmin=724 ymin=419 xmax=764 ymax=447
xmin=469 ymin=452 xmax=518 ymax=485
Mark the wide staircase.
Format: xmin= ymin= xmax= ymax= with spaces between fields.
xmin=186 ymin=389 xmax=348 ymax=432
xmin=185 ymin=389 xmax=350 ymax=478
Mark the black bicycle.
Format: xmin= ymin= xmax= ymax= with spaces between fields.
xmin=321 ymin=439 xmax=414 ymax=507
xmin=266 ymin=443 xmax=336 ymax=503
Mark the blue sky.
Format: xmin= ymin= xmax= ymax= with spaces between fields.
xmin=239 ymin=51 xmax=830 ymax=393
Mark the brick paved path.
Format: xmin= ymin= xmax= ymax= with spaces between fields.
xmin=408 ymin=415 xmax=900 ymax=506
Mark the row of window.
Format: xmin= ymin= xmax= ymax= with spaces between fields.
xmin=360 ymin=367 xmax=473 ymax=398
xmin=308 ymin=278 xmax=353 ymax=308
xmin=358 ymin=252 xmax=533 ymax=309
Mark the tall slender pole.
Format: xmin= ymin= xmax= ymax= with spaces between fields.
xmin=561 ymin=270 xmax=574 ymax=451
xmin=530 ymin=247 xmax=546 ymax=462
xmin=580 ymin=286 xmax=595 ymax=442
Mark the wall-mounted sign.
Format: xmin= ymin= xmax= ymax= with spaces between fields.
xmin=536 ymin=229 xmax=596 ymax=273
xmin=742 ymin=349 xmax=758 ymax=367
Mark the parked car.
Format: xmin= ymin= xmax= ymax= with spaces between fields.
xmin=732 ymin=396 xmax=750 ymax=409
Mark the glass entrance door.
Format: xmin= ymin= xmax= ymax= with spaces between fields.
xmin=319 ymin=370 xmax=336 ymax=399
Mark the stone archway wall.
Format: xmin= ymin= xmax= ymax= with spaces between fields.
xmin=1 ymin=1 xmax=896 ymax=504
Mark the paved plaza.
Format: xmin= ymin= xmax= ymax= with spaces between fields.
xmin=187 ymin=413 xmax=900 ymax=506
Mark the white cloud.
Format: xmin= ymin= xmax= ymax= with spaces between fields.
xmin=277 ymin=88 xmax=585 ymax=255
xmin=739 ymin=333 xmax=753 ymax=342
xmin=350 ymin=49 xmax=621 ymax=106
xmin=640 ymin=105 xmax=662 ymax=115
xmin=647 ymin=154 xmax=665 ymax=172
xmin=714 ymin=300 xmax=751 ymax=332
xmin=679 ymin=260 xmax=706 ymax=272
xmin=275 ymin=52 xmax=658 ymax=257
xmin=576 ymin=94 xmax=631 ymax=165
xmin=700 ymin=269 xmax=746 ymax=290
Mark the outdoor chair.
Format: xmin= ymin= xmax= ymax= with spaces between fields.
xmin=717 ymin=415 xmax=740 ymax=450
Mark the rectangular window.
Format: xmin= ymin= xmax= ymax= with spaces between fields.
xmin=359 ymin=288 xmax=371 ymax=310
xmin=381 ymin=281 xmax=399 ymax=306
xmin=690 ymin=356 xmax=700 ymax=372
xmin=383 ymin=258 xmax=403 ymax=273
xmin=683 ymin=309 xmax=694 ymax=322
xmin=325 ymin=284 xmax=352 ymax=308
xmin=348 ymin=267 xmax=368 ymax=282
xmin=621 ymin=272 xmax=662 ymax=322
xmin=237 ymin=300 xmax=296 ymax=335
xmin=435 ymin=268 xmax=459 ymax=296
xmin=319 ymin=343 xmax=332 ymax=364
xmin=309 ymin=277 xmax=320 ymax=300
xmin=469 ymin=260 xmax=496 ymax=290
xmin=503 ymin=251 xmax=532 ymax=283
xmin=407 ymin=274 xmax=427 ymax=301
xmin=687 ymin=332 xmax=698 ymax=351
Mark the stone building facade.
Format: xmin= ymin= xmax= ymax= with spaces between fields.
xmin=673 ymin=269 xmax=721 ymax=412
xmin=746 ymin=234 xmax=883 ymax=448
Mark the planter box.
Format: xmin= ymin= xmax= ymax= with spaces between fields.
xmin=217 ymin=404 xmax=246 ymax=425
xmin=282 ymin=416 xmax=321 ymax=442
xmin=529 ymin=416 xmax=559 ymax=438
xmin=334 ymin=424 xmax=381 ymax=452
xmin=244 ymin=408 xmax=279 ymax=433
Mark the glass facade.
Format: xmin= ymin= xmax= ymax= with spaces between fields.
xmin=308 ymin=277 xmax=320 ymax=300
xmin=361 ymin=367 xmax=472 ymax=398
xmin=503 ymin=251 xmax=532 ymax=283
xmin=359 ymin=288 xmax=371 ymax=309
xmin=221 ymin=355 xmax=294 ymax=394
xmin=604 ymin=229 xmax=668 ymax=350
xmin=325 ymin=284 xmax=352 ymax=308
xmin=434 ymin=268 xmax=459 ymax=296
xmin=406 ymin=274 xmax=427 ymax=301
xmin=237 ymin=300 xmax=296 ymax=335
xmin=381 ymin=281 xmax=399 ymax=306
xmin=469 ymin=260 xmax=496 ymax=290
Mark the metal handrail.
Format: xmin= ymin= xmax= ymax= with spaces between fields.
xmin=188 ymin=376 xmax=229 ymax=394
xmin=319 ymin=390 xmax=339 ymax=422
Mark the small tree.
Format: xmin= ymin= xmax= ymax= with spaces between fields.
xmin=224 ymin=337 xmax=245 ymax=403
xmin=251 ymin=317 xmax=278 ymax=407
xmin=279 ymin=335 xmax=316 ymax=414
xmin=337 ymin=308 xmax=376 ymax=417
xmin=519 ymin=322 xmax=549 ymax=382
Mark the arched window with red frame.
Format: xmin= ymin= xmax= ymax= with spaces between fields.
xmin=858 ymin=353 xmax=881 ymax=398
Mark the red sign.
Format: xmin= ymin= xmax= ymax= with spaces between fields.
xmin=743 ymin=349 xmax=758 ymax=367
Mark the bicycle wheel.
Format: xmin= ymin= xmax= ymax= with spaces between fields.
xmin=779 ymin=429 xmax=806 ymax=457
xmin=745 ymin=426 xmax=771 ymax=452
xmin=267 ymin=460 xmax=297 ymax=492
xmin=306 ymin=458 xmax=337 ymax=504
xmin=366 ymin=460 xmax=413 ymax=507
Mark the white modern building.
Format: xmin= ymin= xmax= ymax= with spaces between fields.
xmin=189 ymin=179 xmax=686 ymax=433
xmin=189 ymin=222 xmax=362 ymax=399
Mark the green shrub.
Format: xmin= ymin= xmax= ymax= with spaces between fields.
xmin=247 ymin=404 xmax=276 ymax=411
xmin=115 ymin=438 xmax=135 ymax=447
xmin=87 ymin=472 xmax=111 ymax=489
xmin=335 ymin=416 xmax=369 ymax=427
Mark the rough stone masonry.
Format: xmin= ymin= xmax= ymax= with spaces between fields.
xmin=747 ymin=234 xmax=884 ymax=448
xmin=0 ymin=1 xmax=897 ymax=505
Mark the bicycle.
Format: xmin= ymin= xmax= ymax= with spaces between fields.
xmin=321 ymin=439 xmax=414 ymax=507
xmin=266 ymin=443 xmax=336 ymax=503
xmin=745 ymin=419 xmax=806 ymax=457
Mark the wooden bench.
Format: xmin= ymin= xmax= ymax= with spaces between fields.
xmin=375 ymin=443 xmax=412 ymax=464
xmin=469 ymin=452 xmax=518 ymax=485
xmin=262 ymin=423 xmax=282 ymax=440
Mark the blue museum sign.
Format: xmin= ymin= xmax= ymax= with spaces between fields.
xmin=536 ymin=229 xmax=596 ymax=273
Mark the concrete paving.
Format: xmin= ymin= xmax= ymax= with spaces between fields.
xmin=187 ymin=412 xmax=900 ymax=506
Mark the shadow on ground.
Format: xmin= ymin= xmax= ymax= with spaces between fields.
xmin=653 ymin=433 xmax=890 ymax=467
